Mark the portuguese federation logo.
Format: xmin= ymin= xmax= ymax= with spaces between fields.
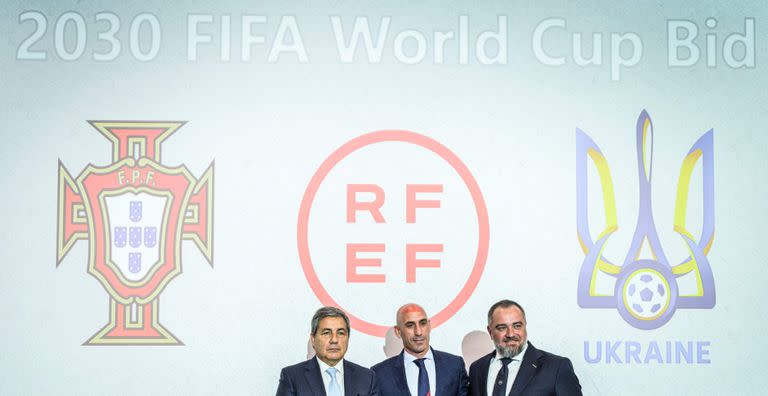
xmin=576 ymin=110 xmax=715 ymax=330
xmin=56 ymin=121 xmax=214 ymax=345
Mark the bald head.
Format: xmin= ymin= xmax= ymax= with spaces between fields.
xmin=394 ymin=303 xmax=432 ymax=358
xmin=396 ymin=303 xmax=427 ymax=326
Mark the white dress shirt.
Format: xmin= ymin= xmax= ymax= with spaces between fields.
xmin=403 ymin=348 xmax=437 ymax=396
xmin=317 ymin=357 xmax=345 ymax=395
xmin=486 ymin=342 xmax=528 ymax=396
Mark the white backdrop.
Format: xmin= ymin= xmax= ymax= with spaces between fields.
xmin=1 ymin=1 xmax=767 ymax=394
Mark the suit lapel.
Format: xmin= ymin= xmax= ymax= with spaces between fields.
xmin=345 ymin=360 xmax=369 ymax=396
xmin=509 ymin=343 xmax=542 ymax=396
xmin=394 ymin=351 xmax=412 ymax=395
xmin=303 ymin=358 xmax=327 ymax=396
xmin=476 ymin=352 xmax=493 ymax=396
xmin=432 ymin=349 xmax=443 ymax=394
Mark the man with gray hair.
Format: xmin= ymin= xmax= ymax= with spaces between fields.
xmin=468 ymin=300 xmax=582 ymax=396
xmin=276 ymin=306 xmax=379 ymax=396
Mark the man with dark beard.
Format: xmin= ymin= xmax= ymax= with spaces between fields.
xmin=468 ymin=300 xmax=582 ymax=396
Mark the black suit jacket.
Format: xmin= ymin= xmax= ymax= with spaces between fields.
xmin=468 ymin=343 xmax=581 ymax=396
xmin=276 ymin=358 xmax=379 ymax=396
xmin=371 ymin=348 xmax=469 ymax=396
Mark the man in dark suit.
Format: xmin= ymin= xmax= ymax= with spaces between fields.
xmin=276 ymin=306 xmax=379 ymax=396
xmin=372 ymin=303 xmax=469 ymax=396
xmin=468 ymin=300 xmax=581 ymax=396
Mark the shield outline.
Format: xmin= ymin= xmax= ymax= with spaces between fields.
xmin=100 ymin=187 xmax=172 ymax=286
xmin=77 ymin=157 xmax=195 ymax=305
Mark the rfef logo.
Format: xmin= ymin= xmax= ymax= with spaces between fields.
xmin=298 ymin=130 xmax=488 ymax=336
xmin=57 ymin=121 xmax=214 ymax=345
xmin=576 ymin=111 xmax=715 ymax=330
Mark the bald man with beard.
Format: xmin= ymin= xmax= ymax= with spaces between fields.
xmin=372 ymin=303 xmax=469 ymax=396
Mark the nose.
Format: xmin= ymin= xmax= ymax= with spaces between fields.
xmin=505 ymin=327 xmax=516 ymax=338
xmin=414 ymin=324 xmax=423 ymax=336
xmin=329 ymin=333 xmax=339 ymax=344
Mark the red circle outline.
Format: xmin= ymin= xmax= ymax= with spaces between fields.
xmin=297 ymin=130 xmax=489 ymax=337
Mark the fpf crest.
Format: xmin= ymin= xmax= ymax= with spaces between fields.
xmin=576 ymin=110 xmax=715 ymax=330
xmin=57 ymin=121 xmax=214 ymax=345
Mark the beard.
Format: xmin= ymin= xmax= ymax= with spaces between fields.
xmin=495 ymin=340 xmax=524 ymax=359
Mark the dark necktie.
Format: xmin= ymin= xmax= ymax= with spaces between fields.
xmin=414 ymin=358 xmax=430 ymax=396
xmin=492 ymin=357 xmax=513 ymax=396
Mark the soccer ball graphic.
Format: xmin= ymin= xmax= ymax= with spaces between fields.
xmin=615 ymin=260 xmax=679 ymax=329
xmin=622 ymin=269 xmax=670 ymax=320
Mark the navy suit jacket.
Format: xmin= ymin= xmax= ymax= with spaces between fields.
xmin=371 ymin=348 xmax=469 ymax=396
xmin=276 ymin=358 xmax=379 ymax=396
xmin=468 ymin=343 xmax=581 ymax=396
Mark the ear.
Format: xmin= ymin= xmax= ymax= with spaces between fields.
xmin=393 ymin=325 xmax=402 ymax=339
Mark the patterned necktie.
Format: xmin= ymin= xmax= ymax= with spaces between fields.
xmin=492 ymin=357 xmax=513 ymax=396
xmin=326 ymin=367 xmax=342 ymax=396
xmin=414 ymin=358 xmax=430 ymax=396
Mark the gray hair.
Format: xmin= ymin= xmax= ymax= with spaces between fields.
xmin=487 ymin=299 xmax=526 ymax=325
xmin=310 ymin=306 xmax=350 ymax=335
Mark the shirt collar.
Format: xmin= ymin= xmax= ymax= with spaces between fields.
xmin=402 ymin=347 xmax=434 ymax=365
xmin=316 ymin=356 xmax=345 ymax=376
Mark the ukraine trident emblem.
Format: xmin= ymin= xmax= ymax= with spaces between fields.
xmin=56 ymin=121 xmax=214 ymax=344
xmin=576 ymin=110 xmax=715 ymax=330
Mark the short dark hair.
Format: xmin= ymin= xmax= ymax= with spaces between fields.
xmin=487 ymin=299 xmax=526 ymax=325
xmin=311 ymin=306 xmax=350 ymax=335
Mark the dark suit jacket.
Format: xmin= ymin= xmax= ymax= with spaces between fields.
xmin=468 ymin=343 xmax=581 ymax=396
xmin=371 ymin=348 xmax=469 ymax=396
xmin=276 ymin=358 xmax=379 ymax=396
